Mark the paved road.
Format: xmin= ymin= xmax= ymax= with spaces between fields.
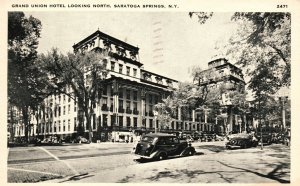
xmin=7 ymin=141 xmax=290 ymax=183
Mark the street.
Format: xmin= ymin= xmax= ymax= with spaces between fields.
xmin=7 ymin=141 xmax=290 ymax=183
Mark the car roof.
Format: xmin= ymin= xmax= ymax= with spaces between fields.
xmin=143 ymin=133 xmax=176 ymax=137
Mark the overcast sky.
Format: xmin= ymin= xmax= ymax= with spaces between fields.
xmin=26 ymin=11 xmax=237 ymax=82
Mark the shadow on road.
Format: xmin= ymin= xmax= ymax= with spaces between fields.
xmin=197 ymin=145 xmax=226 ymax=153
xmin=217 ymin=160 xmax=290 ymax=183
xmin=134 ymin=152 xmax=204 ymax=164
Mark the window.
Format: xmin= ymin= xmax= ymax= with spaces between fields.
xmin=74 ymin=105 xmax=77 ymax=112
xmin=111 ymin=61 xmax=115 ymax=71
xmin=68 ymin=105 xmax=70 ymax=114
xmin=63 ymin=120 xmax=66 ymax=131
xmin=58 ymin=121 xmax=61 ymax=132
xmin=133 ymin=91 xmax=138 ymax=101
xmin=133 ymin=69 xmax=137 ymax=77
xmin=103 ymin=114 xmax=108 ymax=127
xmin=74 ymin=117 xmax=77 ymax=131
xmin=102 ymin=98 xmax=107 ymax=106
xmin=133 ymin=102 xmax=137 ymax=111
xmin=133 ymin=117 xmax=137 ymax=128
xmin=68 ymin=96 xmax=71 ymax=102
xmin=63 ymin=106 xmax=66 ymax=115
xmin=119 ymin=99 xmax=123 ymax=109
xmin=111 ymin=115 xmax=115 ymax=126
xmin=126 ymin=117 xmax=131 ymax=127
xmin=63 ymin=95 xmax=66 ymax=103
xmin=54 ymin=121 xmax=57 ymax=132
xmin=149 ymin=119 xmax=153 ymax=129
xmin=119 ymin=88 xmax=123 ymax=98
xmin=119 ymin=116 xmax=123 ymax=127
xmin=58 ymin=107 xmax=61 ymax=116
xmin=119 ymin=64 xmax=123 ymax=74
xmin=149 ymin=105 xmax=153 ymax=112
xmin=126 ymin=66 xmax=130 ymax=76
xmin=126 ymin=89 xmax=131 ymax=99
xmin=110 ymin=98 xmax=113 ymax=109
xmin=68 ymin=119 xmax=70 ymax=131
xmin=54 ymin=107 xmax=57 ymax=117
xmin=126 ymin=101 xmax=131 ymax=110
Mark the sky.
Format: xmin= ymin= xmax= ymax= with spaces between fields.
xmin=26 ymin=11 xmax=237 ymax=82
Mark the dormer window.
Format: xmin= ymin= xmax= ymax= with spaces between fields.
xmin=155 ymin=76 xmax=163 ymax=84
xmin=143 ymin=73 xmax=152 ymax=81
xmin=166 ymin=79 xmax=173 ymax=87
xmin=133 ymin=69 xmax=137 ymax=77
xmin=119 ymin=64 xmax=123 ymax=74
xmin=111 ymin=61 xmax=115 ymax=71
xmin=103 ymin=40 xmax=112 ymax=51
xmin=126 ymin=66 xmax=130 ymax=76
xmin=129 ymin=51 xmax=137 ymax=61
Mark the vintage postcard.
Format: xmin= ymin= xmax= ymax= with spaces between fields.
xmin=1 ymin=0 xmax=299 ymax=185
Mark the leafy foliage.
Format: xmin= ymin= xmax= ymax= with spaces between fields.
xmin=39 ymin=49 xmax=109 ymax=141
xmin=8 ymin=12 xmax=45 ymax=142
xmin=190 ymin=12 xmax=291 ymax=95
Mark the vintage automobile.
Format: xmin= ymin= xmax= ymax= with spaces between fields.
xmin=225 ymin=133 xmax=258 ymax=149
xmin=132 ymin=133 xmax=196 ymax=160
xmin=73 ymin=136 xmax=90 ymax=144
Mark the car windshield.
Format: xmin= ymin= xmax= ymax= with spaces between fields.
xmin=141 ymin=136 xmax=155 ymax=143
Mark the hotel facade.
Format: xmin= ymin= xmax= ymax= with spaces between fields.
xmin=10 ymin=30 xmax=248 ymax=142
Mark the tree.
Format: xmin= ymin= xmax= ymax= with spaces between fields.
xmin=154 ymin=97 xmax=176 ymax=131
xmin=8 ymin=12 xmax=46 ymax=142
xmin=190 ymin=12 xmax=291 ymax=94
xmin=39 ymin=49 xmax=108 ymax=142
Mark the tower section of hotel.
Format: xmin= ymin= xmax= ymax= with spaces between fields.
xmin=72 ymin=30 xmax=179 ymax=142
xmin=194 ymin=58 xmax=247 ymax=134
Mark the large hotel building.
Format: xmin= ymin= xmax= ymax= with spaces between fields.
xmin=9 ymin=30 xmax=247 ymax=142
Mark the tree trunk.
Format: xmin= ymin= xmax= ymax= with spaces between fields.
xmin=84 ymin=108 xmax=93 ymax=142
xmin=22 ymin=106 xmax=29 ymax=143
xmin=77 ymin=108 xmax=84 ymax=137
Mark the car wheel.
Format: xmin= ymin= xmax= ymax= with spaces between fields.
xmin=188 ymin=150 xmax=195 ymax=156
xmin=157 ymin=153 xmax=167 ymax=161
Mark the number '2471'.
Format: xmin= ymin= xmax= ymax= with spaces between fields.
xmin=277 ymin=5 xmax=288 ymax=8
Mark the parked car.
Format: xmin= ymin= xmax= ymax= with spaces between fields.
xmin=61 ymin=136 xmax=72 ymax=143
xmin=186 ymin=135 xmax=194 ymax=143
xmin=199 ymin=133 xmax=216 ymax=142
xmin=41 ymin=136 xmax=60 ymax=145
xmin=73 ymin=136 xmax=90 ymax=144
xmin=132 ymin=133 xmax=196 ymax=160
xmin=226 ymin=133 xmax=258 ymax=149
xmin=256 ymin=132 xmax=272 ymax=145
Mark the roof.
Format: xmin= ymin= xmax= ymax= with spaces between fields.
xmin=73 ymin=30 xmax=139 ymax=52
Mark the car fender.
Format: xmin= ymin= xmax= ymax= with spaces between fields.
xmin=180 ymin=146 xmax=196 ymax=156
xmin=149 ymin=150 xmax=167 ymax=159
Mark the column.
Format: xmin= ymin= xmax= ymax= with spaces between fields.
xmin=192 ymin=110 xmax=195 ymax=122
xmin=112 ymin=80 xmax=119 ymax=128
